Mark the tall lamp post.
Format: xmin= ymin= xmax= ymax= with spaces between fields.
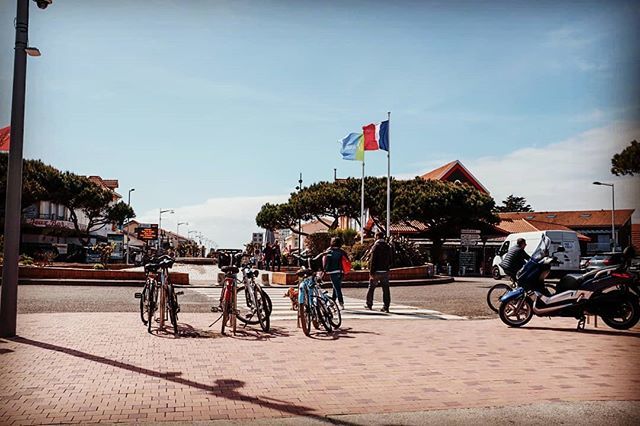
xmin=125 ymin=188 xmax=135 ymax=264
xmin=1 ymin=0 xmax=52 ymax=338
xmin=177 ymin=222 xmax=188 ymax=238
xmin=593 ymin=181 xmax=616 ymax=252
xmin=295 ymin=173 xmax=303 ymax=264
xmin=158 ymin=209 xmax=174 ymax=249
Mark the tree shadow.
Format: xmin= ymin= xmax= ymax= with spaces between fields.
xmin=10 ymin=336 xmax=360 ymax=426
xmin=523 ymin=326 xmax=640 ymax=338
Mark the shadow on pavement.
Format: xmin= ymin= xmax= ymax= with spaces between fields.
xmin=522 ymin=326 xmax=640 ymax=338
xmin=308 ymin=327 xmax=379 ymax=341
xmin=10 ymin=336 xmax=360 ymax=426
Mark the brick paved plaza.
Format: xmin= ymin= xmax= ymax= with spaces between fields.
xmin=1 ymin=312 xmax=639 ymax=424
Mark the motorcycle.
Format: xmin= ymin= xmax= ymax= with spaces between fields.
xmin=498 ymin=234 xmax=640 ymax=330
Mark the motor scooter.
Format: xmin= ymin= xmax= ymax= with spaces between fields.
xmin=499 ymin=235 xmax=639 ymax=330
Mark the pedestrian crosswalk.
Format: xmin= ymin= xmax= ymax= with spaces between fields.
xmin=184 ymin=286 xmax=466 ymax=321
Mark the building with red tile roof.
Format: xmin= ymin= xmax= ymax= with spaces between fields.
xmin=420 ymin=160 xmax=489 ymax=194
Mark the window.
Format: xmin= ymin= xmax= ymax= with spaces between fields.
xmin=499 ymin=241 xmax=510 ymax=255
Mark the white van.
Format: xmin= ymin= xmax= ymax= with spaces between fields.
xmin=492 ymin=231 xmax=580 ymax=279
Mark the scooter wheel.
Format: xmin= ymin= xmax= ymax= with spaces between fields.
xmin=499 ymin=296 xmax=533 ymax=327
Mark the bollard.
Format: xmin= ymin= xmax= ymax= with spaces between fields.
xmin=261 ymin=273 xmax=270 ymax=286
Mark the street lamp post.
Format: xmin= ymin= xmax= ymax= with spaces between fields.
xmin=295 ymin=173 xmax=303 ymax=265
xmin=177 ymin=222 xmax=188 ymax=239
xmin=158 ymin=209 xmax=174 ymax=249
xmin=593 ymin=182 xmax=616 ymax=252
xmin=1 ymin=0 xmax=51 ymax=338
xmin=125 ymin=188 xmax=135 ymax=264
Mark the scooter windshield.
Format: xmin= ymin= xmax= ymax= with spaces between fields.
xmin=530 ymin=234 xmax=551 ymax=261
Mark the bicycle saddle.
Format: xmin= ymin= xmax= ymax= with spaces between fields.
xmin=221 ymin=266 xmax=239 ymax=274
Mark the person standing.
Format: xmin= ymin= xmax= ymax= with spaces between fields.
xmin=365 ymin=232 xmax=393 ymax=312
xmin=322 ymin=237 xmax=349 ymax=309
xmin=273 ymin=243 xmax=282 ymax=272
xmin=264 ymin=243 xmax=273 ymax=271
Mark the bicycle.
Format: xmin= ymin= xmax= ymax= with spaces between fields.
xmin=236 ymin=263 xmax=272 ymax=332
xmin=144 ymin=255 xmax=182 ymax=335
xmin=135 ymin=263 xmax=158 ymax=326
xmin=215 ymin=265 xmax=239 ymax=335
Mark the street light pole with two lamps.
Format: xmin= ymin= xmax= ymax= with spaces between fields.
xmin=593 ymin=181 xmax=616 ymax=252
xmin=158 ymin=209 xmax=174 ymax=249
xmin=1 ymin=0 xmax=53 ymax=338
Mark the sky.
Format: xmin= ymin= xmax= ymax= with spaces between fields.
xmin=1 ymin=0 xmax=639 ymax=248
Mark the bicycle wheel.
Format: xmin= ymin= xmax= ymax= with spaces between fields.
xmin=300 ymin=294 xmax=312 ymax=337
xmin=316 ymin=299 xmax=333 ymax=332
xmin=261 ymin=290 xmax=273 ymax=315
xmin=236 ymin=286 xmax=260 ymax=325
xmin=254 ymin=287 xmax=270 ymax=332
xmin=139 ymin=282 xmax=149 ymax=325
xmin=147 ymin=283 xmax=157 ymax=334
xmin=487 ymin=283 xmax=513 ymax=313
xmin=325 ymin=297 xmax=342 ymax=329
xmin=167 ymin=285 xmax=179 ymax=336
xmin=221 ymin=286 xmax=230 ymax=335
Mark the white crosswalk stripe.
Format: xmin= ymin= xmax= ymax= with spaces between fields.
xmin=184 ymin=286 xmax=466 ymax=321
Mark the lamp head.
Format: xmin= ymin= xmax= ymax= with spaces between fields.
xmin=593 ymin=181 xmax=602 ymax=185
xmin=25 ymin=47 xmax=41 ymax=57
xmin=34 ymin=0 xmax=52 ymax=9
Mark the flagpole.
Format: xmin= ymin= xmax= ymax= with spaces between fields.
xmin=386 ymin=111 xmax=391 ymax=238
xmin=361 ymin=157 xmax=365 ymax=244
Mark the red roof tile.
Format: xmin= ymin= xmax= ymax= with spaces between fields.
xmin=420 ymin=161 xmax=458 ymax=180
xmin=499 ymin=210 xmax=634 ymax=228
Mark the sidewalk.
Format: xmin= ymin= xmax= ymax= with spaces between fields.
xmin=1 ymin=313 xmax=638 ymax=424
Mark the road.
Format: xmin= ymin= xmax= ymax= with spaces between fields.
xmin=16 ymin=276 xmax=504 ymax=318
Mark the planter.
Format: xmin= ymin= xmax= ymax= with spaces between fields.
xmin=3 ymin=266 xmax=189 ymax=285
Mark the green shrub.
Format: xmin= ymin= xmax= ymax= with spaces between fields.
xmin=347 ymin=240 xmax=372 ymax=261
xmin=328 ymin=228 xmax=358 ymax=247
xmin=352 ymin=260 xmax=366 ymax=270
xmin=389 ymin=236 xmax=424 ymax=267
xmin=18 ymin=254 xmax=34 ymax=266
xmin=305 ymin=232 xmax=331 ymax=256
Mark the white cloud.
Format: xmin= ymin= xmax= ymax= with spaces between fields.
xmin=137 ymin=194 xmax=288 ymax=249
xmin=465 ymin=122 xmax=640 ymax=220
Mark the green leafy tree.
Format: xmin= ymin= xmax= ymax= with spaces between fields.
xmin=46 ymin=171 xmax=135 ymax=244
xmin=255 ymin=202 xmax=305 ymax=235
xmin=0 ymin=153 xmax=61 ymax=210
xmin=393 ymin=178 xmax=499 ymax=263
xmin=494 ymin=194 xmax=533 ymax=212
xmin=611 ymin=140 xmax=640 ymax=176
xmin=289 ymin=180 xmax=361 ymax=229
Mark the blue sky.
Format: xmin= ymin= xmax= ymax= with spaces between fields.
xmin=1 ymin=0 xmax=639 ymax=247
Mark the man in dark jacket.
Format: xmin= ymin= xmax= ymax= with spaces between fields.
xmin=499 ymin=238 xmax=530 ymax=281
xmin=365 ymin=232 xmax=393 ymax=312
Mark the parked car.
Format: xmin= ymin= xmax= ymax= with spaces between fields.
xmin=579 ymin=256 xmax=592 ymax=270
xmin=584 ymin=252 xmax=625 ymax=271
